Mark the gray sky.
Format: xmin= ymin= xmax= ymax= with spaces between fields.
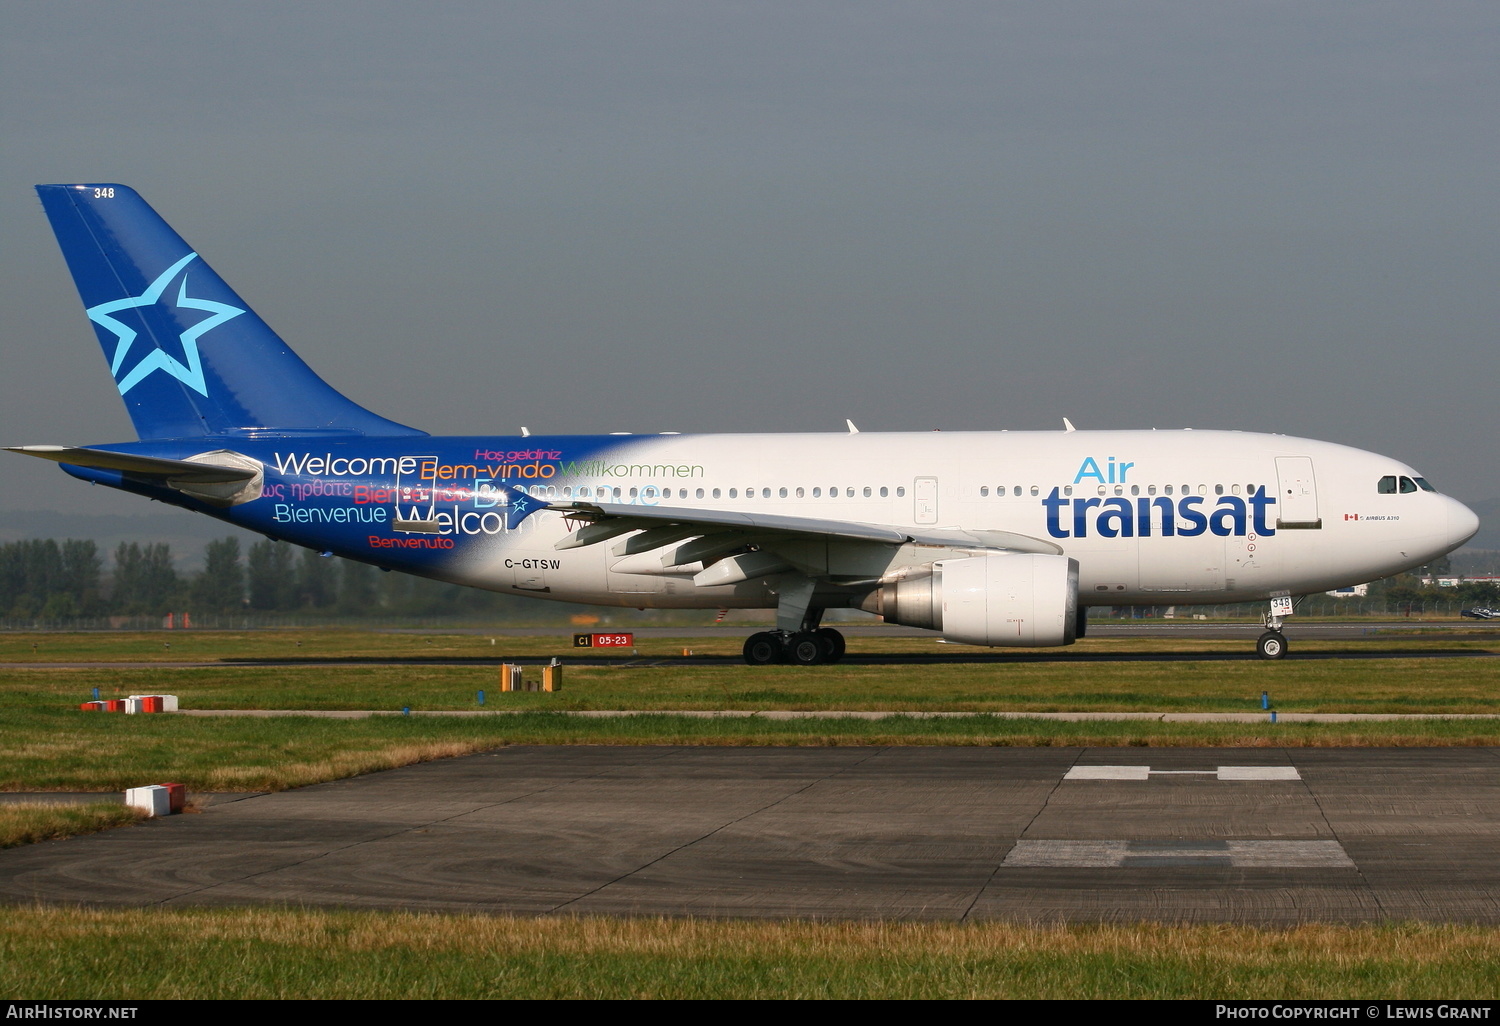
xmin=3 ymin=1 xmax=1497 ymax=515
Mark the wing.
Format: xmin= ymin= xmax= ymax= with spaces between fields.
xmin=547 ymin=500 xmax=1061 ymax=587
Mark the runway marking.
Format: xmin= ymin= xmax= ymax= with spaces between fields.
xmin=1216 ymin=766 xmax=1301 ymax=780
xmin=1064 ymin=765 xmax=1300 ymax=781
xmin=1003 ymin=840 xmax=1353 ymax=868
xmin=1065 ymin=765 xmax=1151 ymax=780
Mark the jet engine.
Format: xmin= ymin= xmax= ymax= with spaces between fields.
xmin=861 ymin=553 xmax=1079 ymax=647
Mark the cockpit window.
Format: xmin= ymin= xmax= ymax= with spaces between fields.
xmin=1414 ymin=477 xmax=1437 ymax=493
xmin=1378 ymin=476 xmax=1397 ymax=494
xmin=1400 ymin=476 xmax=1418 ymax=494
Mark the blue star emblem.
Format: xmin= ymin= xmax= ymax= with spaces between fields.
xmin=85 ymin=252 xmax=245 ymax=397
xmin=503 ymin=488 xmax=536 ymax=530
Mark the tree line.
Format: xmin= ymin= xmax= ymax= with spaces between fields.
xmin=0 ymin=538 xmax=536 ymax=620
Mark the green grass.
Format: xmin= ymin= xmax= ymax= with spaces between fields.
xmin=0 ymin=803 xmax=143 ymax=848
xmin=11 ymin=650 xmax=1500 ymax=713
xmin=2 ymin=909 xmax=1497 ymax=999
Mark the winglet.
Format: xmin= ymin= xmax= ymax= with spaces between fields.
xmin=846 ymin=419 xmax=860 ymax=434
xmin=1063 ymin=417 xmax=1076 ymax=433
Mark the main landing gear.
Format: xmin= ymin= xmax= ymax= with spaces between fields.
xmin=743 ymin=576 xmax=848 ymax=665
xmin=743 ymin=627 xmax=846 ymax=666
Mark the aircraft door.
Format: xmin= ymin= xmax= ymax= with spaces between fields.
xmin=914 ymin=477 xmax=938 ymax=525
xmin=393 ymin=455 xmax=439 ymax=532
xmin=1274 ymin=457 xmax=1321 ymax=529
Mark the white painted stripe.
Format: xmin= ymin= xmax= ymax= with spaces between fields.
xmin=1064 ymin=766 xmax=1150 ymax=780
xmin=1003 ymin=839 xmax=1353 ymax=868
xmin=1147 ymin=770 xmax=1217 ymax=775
xmin=1061 ymin=765 xmax=1303 ymax=781
xmin=1217 ymin=766 xmax=1301 ymax=780
xmin=1005 ymin=840 xmax=1130 ymax=866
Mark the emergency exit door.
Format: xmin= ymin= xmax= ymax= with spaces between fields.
xmin=914 ymin=477 xmax=938 ymax=525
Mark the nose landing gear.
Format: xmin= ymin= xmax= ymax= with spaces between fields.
xmin=1256 ymin=596 xmax=1294 ymax=659
xmin=1256 ymin=630 xmax=1287 ymax=660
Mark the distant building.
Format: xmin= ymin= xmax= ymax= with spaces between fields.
xmin=1327 ymin=584 xmax=1370 ymax=598
xmin=1419 ymin=575 xmax=1500 ymax=587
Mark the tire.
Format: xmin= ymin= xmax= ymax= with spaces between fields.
xmin=743 ymin=632 xmax=782 ymax=666
xmin=815 ymin=627 xmax=846 ymax=664
xmin=787 ymin=631 xmax=823 ymax=666
xmin=1256 ymin=630 xmax=1287 ymax=660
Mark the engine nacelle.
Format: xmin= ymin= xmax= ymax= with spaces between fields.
xmin=862 ymin=553 xmax=1079 ymax=647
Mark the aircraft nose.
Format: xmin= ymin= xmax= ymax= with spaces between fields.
xmin=1447 ymin=497 xmax=1480 ymax=550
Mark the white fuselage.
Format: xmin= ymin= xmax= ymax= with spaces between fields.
xmin=418 ymin=428 xmax=1477 ymax=610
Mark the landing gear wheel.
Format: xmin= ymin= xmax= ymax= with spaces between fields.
xmin=787 ymin=631 xmax=824 ymax=666
xmin=1256 ymin=630 xmax=1287 ymax=660
xmin=815 ymin=627 xmax=846 ymax=664
xmin=743 ymin=632 xmax=782 ymax=666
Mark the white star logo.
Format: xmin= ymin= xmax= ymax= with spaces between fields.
xmin=85 ymin=252 xmax=245 ymax=397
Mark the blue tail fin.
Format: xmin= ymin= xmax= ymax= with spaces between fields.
xmin=36 ymin=183 xmax=426 ymax=440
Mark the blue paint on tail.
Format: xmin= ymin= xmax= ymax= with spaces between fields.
xmin=36 ymin=183 xmax=426 ymax=441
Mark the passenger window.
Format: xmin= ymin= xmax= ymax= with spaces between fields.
xmin=813 ymin=487 xmax=822 ymax=498
xmin=629 ymin=487 xmax=638 ymax=498
xmin=1030 ymin=486 xmax=1039 ymax=496
xmin=1400 ymin=477 xmax=1417 ymax=494
xmin=1377 ymin=476 xmax=1397 ymax=494
xmin=1114 ymin=486 xmax=1123 ymax=496
xmin=1164 ymin=485 xmax=1172 ymax=495
xmin=796 ymin=487 xmax=804 ymax=498
xmin=696 ymin=488 xmax=704 ymax=499
xmin=729 ymin=488 xmax=737 ymax=498
xmin=1214 ymin=484 xmax=1223 ymax=495
xmin=1064 ymin=485 xmax=1073 ymax=496
xmin=980 ymin=486 xmax=989 ymax=497
xmin=846 ymin=487 xmax=855 ymax=497
xmin=779 ymin=487 xmax=787 ymax=498
xmin=879 ymin=486 xmax=888 ymax=497
xmin=863 ymin=486 xmax=871 ymax=498
xmin=1097 ymin=486 xmax=1107 ymax=497
xmin=1013 ymin=486 xmax=1021 ymax=497
xmin=712 ymin=488 xmax=721 ymax=499
xmin=896 ymin=486 xmax=905 ymax=497
xmin=1231 ymin=484 xmax=1241 ymax=496
xmin=1197 ymin=485 xmax=1206 ymax=496
xmin=1131 ymin=485 xmax=1140 ymax=496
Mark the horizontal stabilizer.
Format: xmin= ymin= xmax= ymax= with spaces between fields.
xmin=5 ymin=445 xmax=256 ymax=483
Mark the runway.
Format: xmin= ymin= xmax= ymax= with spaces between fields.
xmin=4 ymin=746 xmax=1499 ymax=923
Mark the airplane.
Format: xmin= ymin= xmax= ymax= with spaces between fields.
xmin=9 ymin=183 xmax=1481 ymax=664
